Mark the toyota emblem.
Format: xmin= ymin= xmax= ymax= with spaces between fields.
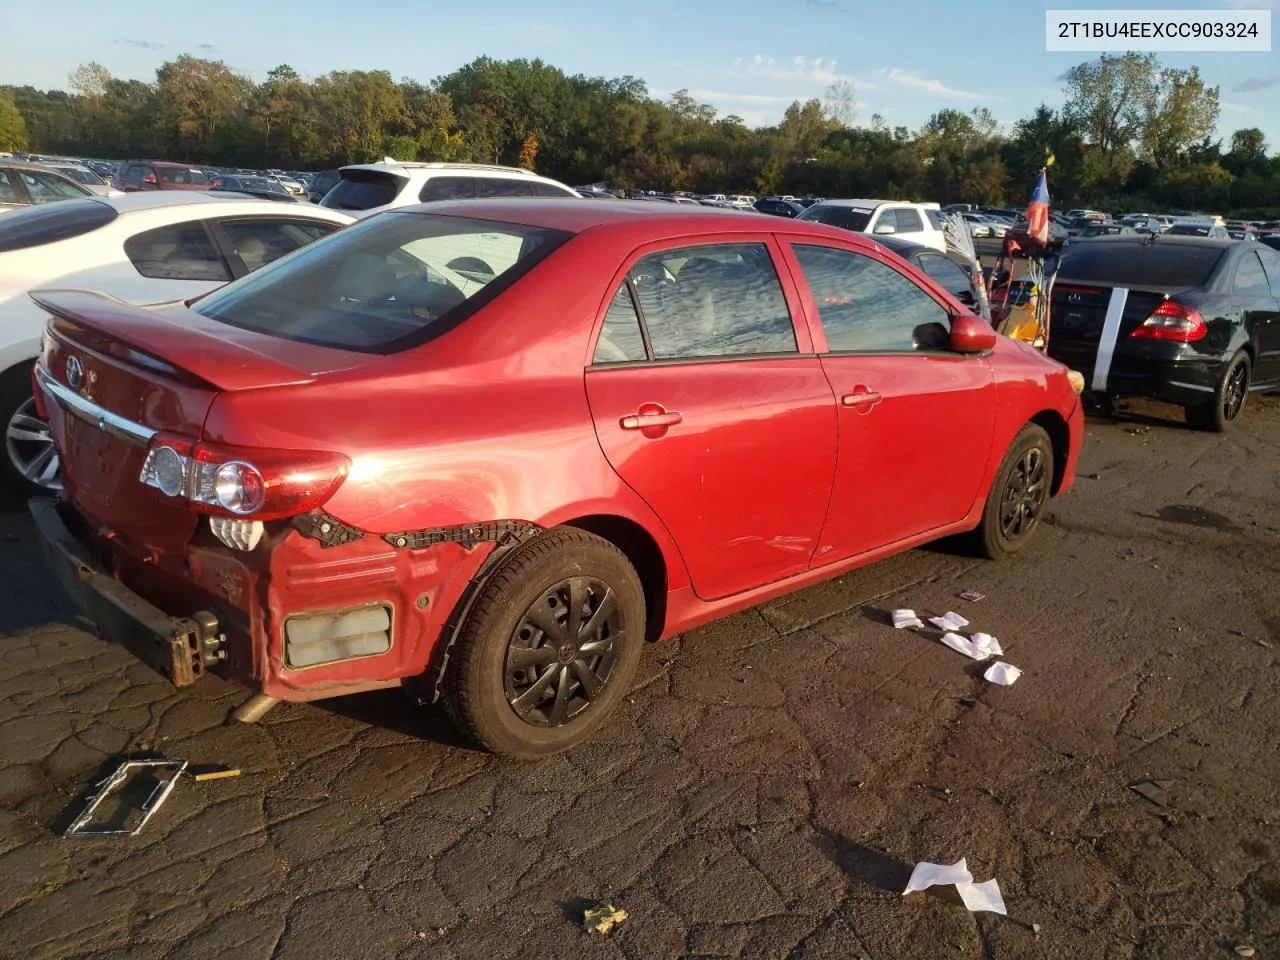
xmin=66 ymin=355 xmax=85 ymax=389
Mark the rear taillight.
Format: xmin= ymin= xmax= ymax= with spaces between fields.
xmin=1129 ymin=300 xmax=1207 ymax=342
xmin=139 ymin=435 xmax=349 ymax=520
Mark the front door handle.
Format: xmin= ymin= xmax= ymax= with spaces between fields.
xmin=841 ymin=386 xmax=882 ymax=413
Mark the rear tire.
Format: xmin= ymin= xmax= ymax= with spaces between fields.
xmin=443 ymin=528 xmax=646 ymax=759
xmin=974 ymin=423 xmax=1053 ymax=560
xmin=1 ymin=362 xmax=59 ymax=498
xmin=1185 ymin=351 xmax=1249 ymax=432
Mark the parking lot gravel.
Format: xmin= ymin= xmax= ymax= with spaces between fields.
xmin=1 ymin=397 xmax=1278 ymax=960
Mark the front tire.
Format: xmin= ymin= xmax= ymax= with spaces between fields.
xmin=1 ymin=363 xmax=60 ymax=497
xmin=443 ymin=528 xmax=646 ymax=759
xmin=1185 ymin=351 xmax=1249 ymax=432
xmin=974 ymin=424 xmax=1053 ymax=560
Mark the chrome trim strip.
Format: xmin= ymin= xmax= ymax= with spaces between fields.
xmin=35 ymin=364 xmax=157 ymax=447
xmin=1168 ymin=380 xmax=1214 ymax=393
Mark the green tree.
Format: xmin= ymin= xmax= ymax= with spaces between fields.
xmin=1141 ymin=65 xmax=1218 ymax=168
xmin=0 ymin=92 xmax=29 ymax=151
xmin=1062 ymin=53 xmax=1158 ymax=154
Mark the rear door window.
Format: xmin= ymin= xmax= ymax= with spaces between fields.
xmin=792 ymin=244 xmax=951 ymax=352
xmin=1256 ymin=247 xmax=1280 ymax=298
xmin=532 ymin=181 xmax=573 ymax=197
xmin=0 ymin=170 xmax=20 ymax=203
xmin=420 ymin=177 xmax=476 ymax=202
xmin=1234 ymin=251 xmax=1271 ymax=297
xmin=218 ymin=218 xmax=341 ymax=273
xmin=475 ymin=178 xmax=533 ymax=198
xmin=125 ymin=221 xmax=231 ymax=281
xmin=627 ymin=242 xmax=797 ymax=359
xmin=593 ymin=284 xmax=649 ymax=363
xmin=894 ymin=208 xmax=923 ymax=232
xmin=322 ymin=171 xmax=405 ymax=210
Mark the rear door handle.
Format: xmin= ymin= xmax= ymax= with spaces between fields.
xmin=841 ymin=387 xmax=882 ymax=412
xmin=621 ymin=410 xmax=683 ymax=430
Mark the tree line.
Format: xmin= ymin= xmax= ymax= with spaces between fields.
xmin=1 ymin=52 xmax=1276 ymax=215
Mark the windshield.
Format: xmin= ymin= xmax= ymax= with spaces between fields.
xmin=157 ymin=167 xmax=210 ymax=185
xmin=1059 ymin=241 xmax=1224 ymax=288
xmin=797 ymin=205 xmax=873 ymax=232
xmin=193 ymin=212 xmax=571 ymax=352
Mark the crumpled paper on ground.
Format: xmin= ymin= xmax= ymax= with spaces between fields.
xmin=892 ymin=609 xmax=924 ymax=629
xmin=903 ymin=858 xmax=1007 ymax=915
xmin=983 ymin=661 xmax=1022 ymax=685
xmin=940 ymin=632 xmax=1002 ymax=660
xmin=929 ymin=611 xmax=970 ymax=631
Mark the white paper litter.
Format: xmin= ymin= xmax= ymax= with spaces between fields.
xmin=892 ymin=609 xmax=924 ymax=629
xmin=970 ymin=632 xmax=1003 ymax=657
xmin=983 ymin=661 xmax=1022 ymax=686
xmin=903 ymin=858 xmax=973 ymax=894
xmin=903 ymin=858 xmax=1007 ymax=915
xmin=940 ymin=632 xmax=993 ymax=661
xmin=956 ymin=878 xmax=1007 ymax=914
xmin=929 ymin=611 xmax=970 ymax=631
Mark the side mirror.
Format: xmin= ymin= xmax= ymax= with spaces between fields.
xmin=873 ymin=223 xmax=896 ymax=235
xmin=950 ymin=312 xmax=997 ymax=353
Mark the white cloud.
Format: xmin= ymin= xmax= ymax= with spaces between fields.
xmin=875 ymin=67 xmax=994 ymax=100
xmin=1220 ymin=100 xmax=1257 ymax=113
xmin=673 ymin=54 xmax=879 ymax=91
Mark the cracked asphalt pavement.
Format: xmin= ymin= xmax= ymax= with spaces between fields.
xmin=2 ymin=398 xmax=1279 ymax=960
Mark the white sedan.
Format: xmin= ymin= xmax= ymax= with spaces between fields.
xmin=0 ymin=192 xmax=353 ymax=493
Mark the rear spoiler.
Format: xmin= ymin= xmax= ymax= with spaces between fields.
xmin=30 ymin=289 xmax=315 ymax=392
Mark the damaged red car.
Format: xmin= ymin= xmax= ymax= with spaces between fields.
xmin=30 ymin=201 xmax=1084 ymax=758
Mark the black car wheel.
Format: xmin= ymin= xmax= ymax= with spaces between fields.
xmin=443 ymin=528 xmax=646 ymax=758
xmin=1186 ymin=351 xmax=1249 ymax=432
xmin=974 ymin=423 xmax=1053 ymax=560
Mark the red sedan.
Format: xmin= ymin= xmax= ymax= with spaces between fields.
xmin=29 ymin=201 xmax=1084 ymax=758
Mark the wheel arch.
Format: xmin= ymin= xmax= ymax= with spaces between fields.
xmin=562 ymin=514 xmax=669 ymax=643
xmin=1028 ymin=408 xmax=1070 ymax=496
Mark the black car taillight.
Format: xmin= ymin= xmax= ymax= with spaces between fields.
xmin=1129 ymin=301 xmax=1207 ymax=342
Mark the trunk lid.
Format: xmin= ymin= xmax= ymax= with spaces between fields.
xmin=33 ymin=290 xmax=354 ymax=548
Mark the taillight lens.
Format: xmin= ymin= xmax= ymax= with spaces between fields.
xmin=1130 ymin=301 xmax=1207 ymax=342
xmin=139 ymin=436 xmax=349 ymax=520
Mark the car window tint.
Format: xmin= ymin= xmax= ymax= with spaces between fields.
xmin=792 ymin=244 xmax=950 ymax=353
xmin=628 ymin=242 xmax=796 ymax=359
xmin=220 ymin=218 xmax=340 ymax=273
xmin=531 ymin=181 xmax=573 ymax=197
xmin=798 ymin=205 xmax=873 ymax=232
xmin=895 ymin=208 xmax=923 ymax=232
xmin=124 ymin=222 xmax=230 ymax=281
xmin=918 ymin=253 xmax=972 ymax=296
xmin=1234 ymin=251 xmax=1271 ymax=296
xmin=475 ymin=178 xmax=534 ymax=198
xmin=1256 ymin=247 xmax=1280 ymax=297
xmin=594 ymin=283 xmax=648 ymax=363
xmin=925 ymin=209 xmax=943 ymax=229
xmin=1059 ymin=242 xmax=1224 ymax=286
xmin=420 ymin=177 xmax=476 ymax=202
xmin=157 ymin=167 xmax=210 ymax=186
xmin=0 ymin=170 xmax=18 ymax=202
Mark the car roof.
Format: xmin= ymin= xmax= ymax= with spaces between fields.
xmin=0 ymin=160 xmax=82 ymax=174
xmin=815 ymin=198 xmax=939 ymax=210
xmin=74 ymin=192 xmax=350 ymax=219
xmin=388 ymin=198 xmax=863 ymax=243
xmin=124 ymin=160 xmax=202 ymax=169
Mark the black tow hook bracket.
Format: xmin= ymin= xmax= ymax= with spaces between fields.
xmin=383 ymin=521 xmax=543 ymax=552
xmin=293 ymin=512 xmax=366 ymax=549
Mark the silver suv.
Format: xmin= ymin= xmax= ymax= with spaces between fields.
xmin=319 ymin=161 xmax=579 ymax=217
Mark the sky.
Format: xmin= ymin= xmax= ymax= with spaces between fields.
xmin=2 ymin=0 xmax=1278 ymax=147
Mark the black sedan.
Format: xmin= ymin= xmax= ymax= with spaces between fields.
xmin=753 ymin=197 xmax=805 ymax=218
xmin=1048 ymin=236 xmax=1280 ymax=430
xmin=875 ymin=235 xmax=980 ymax=309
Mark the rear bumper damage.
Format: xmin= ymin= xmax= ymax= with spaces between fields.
xmin=30 ymin=498 xmax=220 ymax=687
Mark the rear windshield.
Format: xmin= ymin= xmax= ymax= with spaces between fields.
xmin=193 ymin=212 xmax=571 ymax=352
xmin=797 ymin=205 xmax=873 ymax=232
xmin=1058 ymin=241 xmax=1225 ymax=288
xmin=0 ymin=198 xmax=117 ymax=253
xmin=321 ymin=170 xmax=404 ymax=211
xmin=157 ymin=167 xmax=210 ymax=186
